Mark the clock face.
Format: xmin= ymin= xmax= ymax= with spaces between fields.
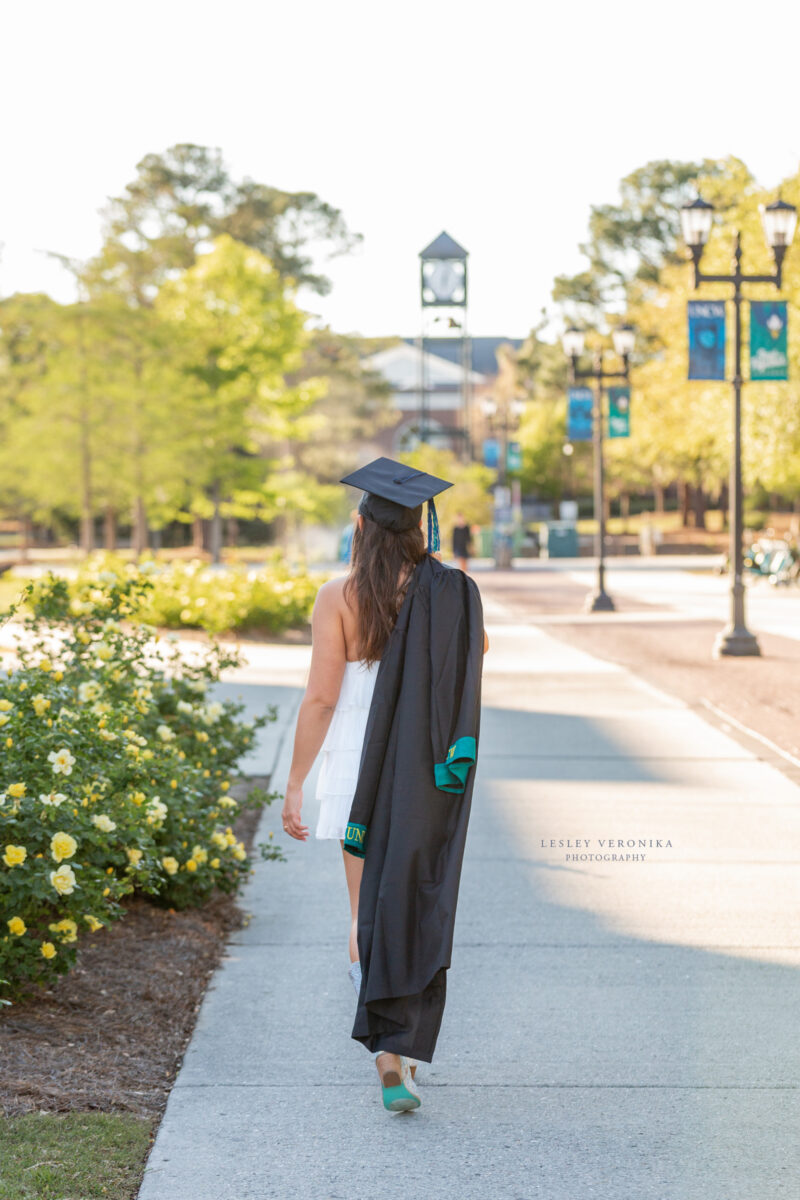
xmin=422 ymin=259 xmax=466 ymax=305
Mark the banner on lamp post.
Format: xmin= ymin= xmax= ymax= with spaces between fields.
xmin=608 ymin=386 xmax=631 ymax=438
xmin=483 ymin=438 xmax=499 ymax=468
xmin=506 ymin=441 xmax=522 ymax=472
xmin=750 ymin=301 xmax=788 ymax=380
xmin=688 ymin=300 xmax=726 ymax=380
xmin=567 ymin=387 xmax=593 ymax=441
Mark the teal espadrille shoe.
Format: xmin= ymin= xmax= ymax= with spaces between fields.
xmin=376 ymin=1052 xmax=421 ymax=1112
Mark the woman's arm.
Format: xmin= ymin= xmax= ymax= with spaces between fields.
xmin=282 ymin=581 xmax=347 ymax=841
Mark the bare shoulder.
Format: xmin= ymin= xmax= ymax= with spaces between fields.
xmin=311 ymin=577 xmax=348 ymax=624
xmin=314 ymin=576 xmax=346 ymax=606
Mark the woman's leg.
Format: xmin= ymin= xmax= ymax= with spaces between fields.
xmin=341 ymin=839 xmax=362 ymax=963
xmin=341 ymin=841 xmax=410 ymax=1084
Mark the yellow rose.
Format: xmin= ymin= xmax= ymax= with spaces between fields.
xmin=232 ymin=846 xmax=246 ymax=861
xmin=50 ymin=864 xmax=77 ymax=895
xmin=3 ymin=844 xmax=27 ymax=868
xmin=38 ymin=657 xmax=52 ymax=672
xmin=210 ymin=857 xmax=221 ymax=869
xmin=210 ymin=832 xmax=227 ymax=850
xmin=84 ymin=914 xmax=103 ymax=932
xmin=7 ymin=782 xmax=26 ymax=798
xmin=185 ymin=858 xmax=198 ymax=872
xmin=191 ymin=846 xmax=208 ymax=865
xmin=220 ymin=780 xmax=230 ymax=791
xmin=161 ymin=856 xmax=179 ymax=876
xmin=5 ymin=737 xmax=13 ymax=748
xmin=91 ymin=814 xmax=116 ymax=833
xmin=49 ymin=918 xmax=78 ymax=943
xmin=126 ymin=847 xmax=143 ymax=866
xmin=225 ymin=831 xmax=236 ymax=846
xmin=32 ymin=695 xmax=51 ymax=716
xmin=0 ymin=699 xmax=13 ymax=712
xmin=52 ymin=671 xmax=63 ymax=681
xmin=40 ymin=941 xmax=57 ymax=959
xmin=7 ymin=916 xmax=26 ymax=936
xmin=50 ymin=831 xmax=78 ymax=862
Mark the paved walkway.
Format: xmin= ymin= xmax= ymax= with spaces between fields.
xmin=138 ymin=618 xmax=800 ymax=1200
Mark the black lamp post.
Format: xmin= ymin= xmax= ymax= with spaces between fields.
xmin=481 ymin=393 xmax=525 ymax=569
xmin=563 ymin=324 xmax=635 ymax=612
xmin=680 ymin=195 xmax=797 ymax=657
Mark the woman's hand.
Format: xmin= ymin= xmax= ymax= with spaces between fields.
xmin=282 ymin=782 xmax=309 ymax=841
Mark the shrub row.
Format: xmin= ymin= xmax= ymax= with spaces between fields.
xmin=61 ymin=551 xmax=323 ymax=635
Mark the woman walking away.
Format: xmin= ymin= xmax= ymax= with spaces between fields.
xmin=282 ymin=457 xmax=487 ymax=1113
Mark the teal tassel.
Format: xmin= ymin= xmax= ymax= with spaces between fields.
xmin=427 ymin=498 xmax=440 ymax=554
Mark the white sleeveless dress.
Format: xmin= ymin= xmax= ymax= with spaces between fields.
xmin=315 ymin=658 xmax=381 ymax=840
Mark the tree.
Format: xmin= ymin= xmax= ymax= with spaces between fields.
xmin=155 ymin=235 xmax=326 ymax=561
xmin=84 ymin=144 xmax=361 ymax=306
xmin=552 ymin=158 xmax=728 ymax=319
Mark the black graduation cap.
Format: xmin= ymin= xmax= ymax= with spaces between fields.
xmin=340 ymin=456 xmax=453 ymax=552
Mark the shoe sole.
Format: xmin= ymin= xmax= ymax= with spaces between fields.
xmin=383 ymin=1087 xmax=421 ymax=1112
xmin=378 ymin=1058 xmax=421 ymax=1111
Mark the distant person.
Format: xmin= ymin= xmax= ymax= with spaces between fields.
xmin=452 ymin=511 xmax=473 ymax=572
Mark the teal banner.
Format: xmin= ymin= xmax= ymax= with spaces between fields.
xmin=688 ymin=301 xmax=726 ymax=380
xmin=567 ymin=387 xmax=593 ymax=441
xmin=506 ymin=441 xmax=522 ymax=472
xmin=750 ymin=301 xmax=788 ymax=380
xmin=608 ymin=387 xmax=631 ymax=438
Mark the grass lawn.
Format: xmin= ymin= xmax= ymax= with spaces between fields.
xmin=0 ymin=1113 xmax=154 ymax=1199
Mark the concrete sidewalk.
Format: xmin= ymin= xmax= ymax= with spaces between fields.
xmin=138 ymin=624 xmax=800 ymax=1200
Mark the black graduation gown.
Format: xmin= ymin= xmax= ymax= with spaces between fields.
xmin=343 ymin=553 xmax=484 ymax=1062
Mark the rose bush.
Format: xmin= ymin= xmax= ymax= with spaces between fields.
xmin=0 ymin=564 xmax=281 ymax=1003
xmin=62 ymin=551 xmax=322 ymax=635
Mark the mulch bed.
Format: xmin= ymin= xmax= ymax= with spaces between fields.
xmin=0 ymin=777 xmax=273 ymax=1121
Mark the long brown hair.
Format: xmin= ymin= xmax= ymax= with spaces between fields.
xmin=343 ymin=513 xmax=426 ymax=665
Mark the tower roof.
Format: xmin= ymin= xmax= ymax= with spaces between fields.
xmin=419 ymin=231 xmax=468 ymax=260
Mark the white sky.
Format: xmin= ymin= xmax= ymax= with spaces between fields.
xmin=2 ymin=0 xmax=799 ymax=339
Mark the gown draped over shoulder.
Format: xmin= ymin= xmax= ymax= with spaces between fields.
xmin=314 ymin=658 xmax=380 ymax=840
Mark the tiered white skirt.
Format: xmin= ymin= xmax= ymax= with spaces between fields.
xmin=315 ymin=659 xmax=380 ymax=840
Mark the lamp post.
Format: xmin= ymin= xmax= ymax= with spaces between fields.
xmin=563 ymin=324 xmax=635 ymax=612
xmin=481 ymin=393 xmax=525 ymax=569
xmin=680 ymin=195 xmax=797 ymax=657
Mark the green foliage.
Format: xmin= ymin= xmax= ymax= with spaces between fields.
xmin=84 ymin=142 xmax=361 ymax=303
xmin=553 ymin=158 xmax=728 ymax=317
xmin=0 ymin=564 xmax=279 ymax=1003
xmin=128 ymin=553 xmax=322 ymax=634
xmin=0 ymin=145 xmax=368 ymax=552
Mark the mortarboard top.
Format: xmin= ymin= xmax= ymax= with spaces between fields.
xmin=340 ymin=457 xmax=453 ymax=548
xmin=340 ymin=457 xmax=453 ymax=508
